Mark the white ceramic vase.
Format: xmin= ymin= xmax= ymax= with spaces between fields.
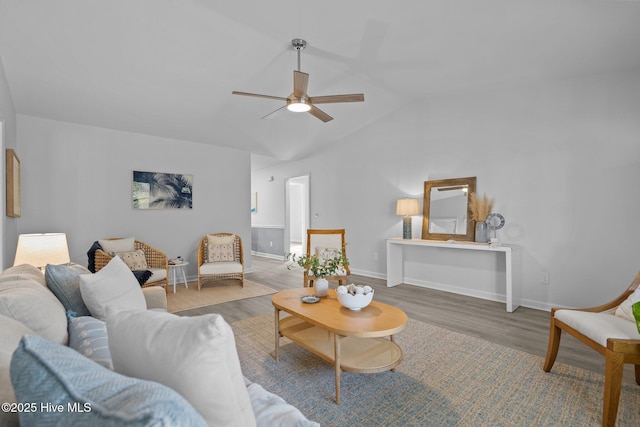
xmin=314 ymin=277 xmax=329 ymax=297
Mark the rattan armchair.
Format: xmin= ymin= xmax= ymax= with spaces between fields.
xmin=95 ymin=238 xmax=169 ymax=291
xmin=197 ymin=233 xmax=244 ymax=290
xmin=543 ymin=271 xmax=640 ymax=427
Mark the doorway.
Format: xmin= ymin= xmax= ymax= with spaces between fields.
xmin=285 ymin=175 xmax=309 ymax=256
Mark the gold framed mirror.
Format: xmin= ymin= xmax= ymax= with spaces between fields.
xmin=422 ymin=177 xmax=476 ymax=241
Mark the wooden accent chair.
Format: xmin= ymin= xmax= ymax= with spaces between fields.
xmin=94 ymin=238 xmax=169 ymax=292
xmin=304 ymin=229 xmax=350 ymax=288
xmin=197 ymin=233 xmax=244 ymax=290
xmin=543 ymin=271 xmax=640 ymax=427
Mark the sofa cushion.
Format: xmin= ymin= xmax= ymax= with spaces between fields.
xmin=45 ymin=263 xmax=92 ymax=316
xmin=10 ymin=335 xmax=207 ymax=427
xmin=0 ymin=264 xmax=46 ymax=286
xmin=79 ymin=256 xmax=146 ymax=321
xmin=68 ymin=316 xmax=113 ymax=370
xmin=98 ymin=237 xmax=135 ymax=254
xmin=115 ymin=249 xmax=148 ymax=271
xmin=0 ymin=314 xmax=39 ymax=427
xmin=107 ymin=309 xmax=256 ymax=427
xmin=0 ymin=275 xmax=68 ymax=345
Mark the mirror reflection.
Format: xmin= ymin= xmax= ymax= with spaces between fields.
xmin=422 ymin=177 xmax=477 ymax=241
xmin=428 ymin=186 xmax=469 ymax=234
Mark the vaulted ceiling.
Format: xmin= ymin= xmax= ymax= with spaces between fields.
xmin=1 ymin=0 xmax=639 ymax=167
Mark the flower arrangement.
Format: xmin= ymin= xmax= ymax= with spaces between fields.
xmin=469 ymin=192 xmax=495 ymax=222
xmin=285 ymin=247 xmax=349 ymax=278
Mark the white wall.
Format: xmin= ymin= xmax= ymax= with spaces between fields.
xmin=0 ymin=57 xmax=18 ymax=269
xmin=15 ymin=116 xmax=252 ymax=278
xmin=252 ymin=69 xmax=640 ymax=310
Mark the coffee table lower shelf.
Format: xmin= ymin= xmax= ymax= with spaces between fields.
xmin=277 ymin=316 xmax=403 ymax=403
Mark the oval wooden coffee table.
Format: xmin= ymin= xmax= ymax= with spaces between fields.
xmin=272 ymin=288 xmax=408 ymax=404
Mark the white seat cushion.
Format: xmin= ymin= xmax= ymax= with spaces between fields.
xmin=200 ymin=262 xmax=242 ymax=275
xmin=146 ymin=268 xmax=167 ymax=283
xmin=554 ymin=309 xmax=639 ymax=347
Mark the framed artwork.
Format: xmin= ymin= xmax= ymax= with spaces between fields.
xmin=251 ymin=192 xmax=257 ymax=213
xmin=6 ymin=149 xmax=21 ymax=218
xmin=132 ymin=170 xmax=193 ymax=209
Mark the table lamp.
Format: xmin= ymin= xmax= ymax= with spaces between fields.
xmin=396 ymin=198 xmax=420 ymax=239
xmin=13 ymin=233 xmax=71 ymax=271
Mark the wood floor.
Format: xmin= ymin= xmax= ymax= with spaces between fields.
xmin=183 ymin=255 xmax=636 ymax=383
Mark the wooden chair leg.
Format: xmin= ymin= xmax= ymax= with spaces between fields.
xmin=635 ymin=365 xmax=640 ymax=385
xmin=543 ymin=318 xmax=562 ymax=372
xmin=603 ymin=349 xmax=624 ymax=427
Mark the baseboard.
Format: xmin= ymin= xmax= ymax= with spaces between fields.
xmin=251 ymin=251 xmax=285 ymax=260
xmin=349 ymin=268 xmax=386 ymax=280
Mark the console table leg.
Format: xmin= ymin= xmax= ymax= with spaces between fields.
xmin=274 ymin=308 xmax=280 ymax=362
xmin=334 ymin=333 xmax=341 ymax=404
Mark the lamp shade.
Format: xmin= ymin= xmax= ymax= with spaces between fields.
xmin=396 ymin=198 xmax=420 ymax=216
xmin=13 ymin=233 xmax=70 ymax=269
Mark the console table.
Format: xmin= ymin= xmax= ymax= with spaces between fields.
xmin=386 ymin=238 xmax=519 ymax=312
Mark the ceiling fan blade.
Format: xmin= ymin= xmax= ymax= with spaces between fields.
xmin=308 ymin=94 xmax=364 ymax=104
xmin=293 ymin=71 xmax=309 ymax=98
xmin=232 ymin=91 xmax=287 ymax=101
xmin=308 ymin=105 xmax=333 ymax=122
xmin=261 ymin=105 xmax=287 ymax=120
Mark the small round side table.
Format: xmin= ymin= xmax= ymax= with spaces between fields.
xmin=168 ymin=261 xmax=189 ymax=294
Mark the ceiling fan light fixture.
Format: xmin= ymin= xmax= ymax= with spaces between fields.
xmin=286 ymin=100 xmax=311 ymax=112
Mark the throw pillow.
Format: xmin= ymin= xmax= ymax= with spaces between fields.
xmin=45 ymin=263 xmax=92 ymax=316
xmin=115 ymin=249 xmax=148 ymax=271
xmin=0 ymin=315 xmax=39 ymax=427
xmin=0 ymin=277 xmax=68 ymax=345
xmin=79 ymin=256 xmax=146 ymax=321
xmin=68 ymin=316 xmax=113 ymax=370
xmin=98 ymin=237 xmax=135 ymax=254
xmin=10 ymin=335 xmax=207 ymax=427
xmin=207 ymin=243 xmax=235 ymax=262
xmin=107 ymin=309 xmax=256 ymax=427
xmin=207 ymin=233 xmax=236 ymax=247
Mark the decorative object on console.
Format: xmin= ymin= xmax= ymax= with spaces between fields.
xmin=422 ymin=177 xmax=477 ymax=242
xmin=469 ymin=192 xmax=495 ymax=243
xmin=396 ymin=198 xmax=420 ymax=239
xmin=13 ymin=233 xmax=70 ymax=271
xmin=486 ymin=212 xmax=505 ymax=245
xmin=336 ymin=284 xmax=374 ymax=311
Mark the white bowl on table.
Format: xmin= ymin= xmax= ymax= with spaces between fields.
xmin=336 ymin=285 xmax=374 ymax=311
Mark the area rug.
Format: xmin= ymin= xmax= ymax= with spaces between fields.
xmin=167 ymin=280 xmax=276 ymax=313
xmin=232 ymin=314 xmax=640 ymax=427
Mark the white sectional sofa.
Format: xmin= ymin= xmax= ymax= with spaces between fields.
xmin=0 ymin=260 xmax=318 ymax=426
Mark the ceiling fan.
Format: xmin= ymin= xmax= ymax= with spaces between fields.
xmin=232 ymin=39 xmax=364 ymax=123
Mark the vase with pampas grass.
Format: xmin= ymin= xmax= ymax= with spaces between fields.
xmin=469 ymin=192 xmax=495 ymax=243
